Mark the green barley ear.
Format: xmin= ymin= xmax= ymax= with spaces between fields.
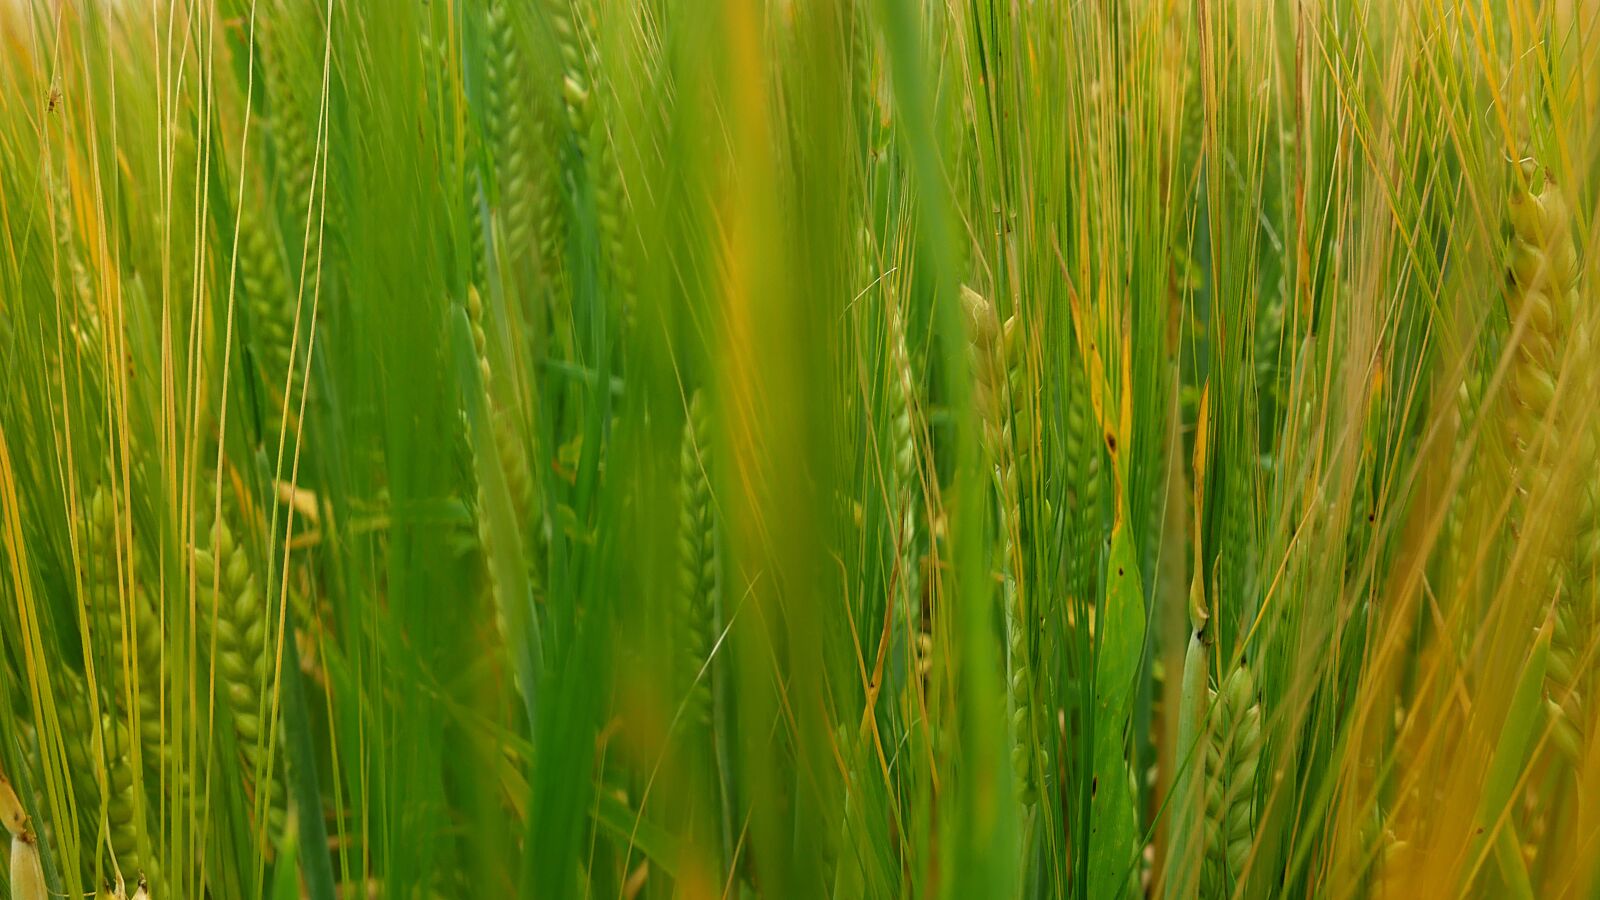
xmin=465 ymin=286 xmax=545 ymax=714
xmin=677 ymin=390 xmax=719 ymax=726
xmin=1066 ymin=348 xmax=1103 ymax=604
xmin=236 ymin=207 xmax=303 ymax=420
xmin=587 ymin=112 xmax=633 ymax=328
xmin=98 ymin=708 xmax=148 ymax=884
xmin=53 ymin=672 xmax=152 ymax=886
xmin=962 ymin=285 xmax=1041 ymax=805
xmin=194 ymin=518 xmax=286 ymax=848
xmin=486 ymin=0 xmax=563 ymax=289
xmin=886 ymin=298 xmax=927 ymax=688
xmin=485 ymin=0 xmax=535 ymax=255
xmin=469 ymin=291 xmax=541 ymax=544
xmin=546 ymin=0 xmax=634 ymax=328
xmin=1202 ymin=663 xmax=1261 ymax=897
xmin=48 ymin=675 xmax=97 ymax=877
xmin=259 ymin=25 xmax=325 ymax=283
xmin=465 ymin=286 xmax=541 ymax=536
xmin=80 ymin=487 xmax=164 ymax=778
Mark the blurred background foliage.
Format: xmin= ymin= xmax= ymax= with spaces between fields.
xmin=0 ymin=0 xmax=1598 ymax=897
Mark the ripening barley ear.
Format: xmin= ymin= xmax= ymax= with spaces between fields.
xmin=961 ymin=284 xmax=1042 ymax=806
xmin=1495 ymin=160 xmax=1578 ymax=537
xmin=1492 ymin=160 xmax=1592 ymax=772
xmin=194 ymin=517 xmax=287 ymax=850
xmin=1202 ymin=663 xmax=1260 ymax=898
xmin=1549 ymin=476 xmax=1599 ymax=761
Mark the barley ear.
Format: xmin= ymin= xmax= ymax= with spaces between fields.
xmin=677 ymin=390 xmax=719 ymax=726
xmin=196 ymin=518 xmax=287 ymax=847
xmin=1202 ymin=663 xmax=1261 ymax=897
xmin=962 ymin=284 xmax=1042 ymax=805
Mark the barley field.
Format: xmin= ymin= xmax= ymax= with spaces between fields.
xmin=0 ymin=0 xmax=1597 ymax=897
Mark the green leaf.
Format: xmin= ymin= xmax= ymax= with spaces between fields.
xmin=1088 ymin=518 xmax=1147 ymax=899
